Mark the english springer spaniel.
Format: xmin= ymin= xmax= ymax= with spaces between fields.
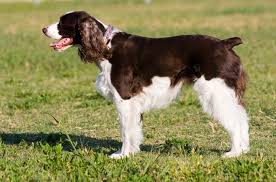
xmin=42 ymin=11 xmax=249 ymax=158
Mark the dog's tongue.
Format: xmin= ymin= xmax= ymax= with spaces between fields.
xmin=50 ymin=38 xmax=73 ymax=49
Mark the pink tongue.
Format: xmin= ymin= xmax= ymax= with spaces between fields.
xmin=50 ymin=38 xmax=73 ymax=49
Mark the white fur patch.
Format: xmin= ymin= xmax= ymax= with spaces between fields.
xmin=132 ymin=77 xmax=182 ymax=112
xmin=193 ymin=76 xmax=249 ymax=157
xmin=95 ymin=60 xmax=114 ymax=100
xmin=45 ymin=22 xmax=61 ymax=40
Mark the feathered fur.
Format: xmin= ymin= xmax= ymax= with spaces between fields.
xmin=78 ymin=16 xmax=111 ymax=62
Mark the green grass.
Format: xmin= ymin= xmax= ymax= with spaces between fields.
xmin=0 ymin=0 xmax=276 ymax=181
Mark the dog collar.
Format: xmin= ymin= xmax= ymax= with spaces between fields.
xmin=103 ymin=25 xmax=120 ymax=49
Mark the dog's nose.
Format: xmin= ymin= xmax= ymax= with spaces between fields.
xmin=42 ymin=27 xmax=47 ymax=34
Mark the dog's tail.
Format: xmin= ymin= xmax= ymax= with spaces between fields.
xmin=221 ymin=37 xmax=242 ymax=50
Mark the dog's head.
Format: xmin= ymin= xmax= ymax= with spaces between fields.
xmin=42 ymin=11 xmax=111 ymax=62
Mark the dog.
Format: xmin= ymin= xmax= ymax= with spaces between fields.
xmin=42 ymin=11 xmax=249 ymax=158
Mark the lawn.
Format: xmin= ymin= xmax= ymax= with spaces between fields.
xmin=0 ymin=0 xmax=275 ymax=181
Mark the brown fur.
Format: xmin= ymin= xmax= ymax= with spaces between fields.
xmin=78 ymin=16 xmax=111 ymax=62
xmin=236 ymin=67 xmax=247 ymax=105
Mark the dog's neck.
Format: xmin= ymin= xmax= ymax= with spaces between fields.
xmin=92 ymin=17 xmax=130 ymax=70
xmin=93 ymin=17 xmax=121 ymax=45
xmin=104 ymin=25 xmax=121 ymax=49
xmin=93 ymin=18 xmax=110 ymax=71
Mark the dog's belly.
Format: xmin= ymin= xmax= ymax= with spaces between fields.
xmin=132 ymin=77 xmax=183 ymax=112
xmin=96 ymin=60 xmax=183 ymax=113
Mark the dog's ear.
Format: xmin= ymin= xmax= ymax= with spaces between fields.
xmin=78 ymin=16 xmax=111 ymax=62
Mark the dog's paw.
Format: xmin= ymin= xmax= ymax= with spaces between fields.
xmin=241 ymin=144 xmax=250 ymax=154
xmin=222 ymin=147 xmax=249 ymax=158
xmin=222 ymin=151 xmax=241 ymax=158
xmin=109 ymin=151 xmax=128 ymax=159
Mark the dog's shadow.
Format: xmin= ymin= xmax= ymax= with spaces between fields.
xmin=0 ymin=132 xmax=121 ymax=153
xmin=0 ymin=132 xmax=158 ymax=154
xmin=0 ymin=132 xmax=222 ymax=156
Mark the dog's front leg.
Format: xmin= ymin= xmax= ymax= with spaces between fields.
xmin=95 ymin=72 xmax=113 ymax=101
xmin=110 ymin=99 xmax=143 ymax=159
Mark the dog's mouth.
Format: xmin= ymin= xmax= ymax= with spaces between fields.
xmin=50 ymin=37 xmax=74 ymax=52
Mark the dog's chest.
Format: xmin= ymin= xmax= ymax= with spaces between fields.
xmin=95 ymin=60 xmax=183 ymax=112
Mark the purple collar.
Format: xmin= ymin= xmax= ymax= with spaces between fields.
xmin=103 ymin=25 xmax=120 ymax=48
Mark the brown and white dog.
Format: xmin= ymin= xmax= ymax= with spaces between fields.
xmin=42 ymin=11 xmax=249 ymax=158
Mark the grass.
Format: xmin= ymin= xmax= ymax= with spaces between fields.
xmin=0 ymin=0 xmax=275 ymax=181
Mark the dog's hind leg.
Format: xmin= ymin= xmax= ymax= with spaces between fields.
xmin=193 ymin=76 xmax=249 ymax=157
xmin=110 ymin=99 xmax=143 ymax=159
